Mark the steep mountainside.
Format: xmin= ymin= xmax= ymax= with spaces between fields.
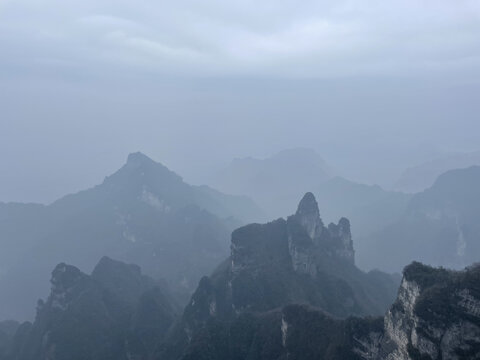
xmin=365 ymin=166 xmax=480 ymax=273
xmin=212 ymin=148 xmax=332 ymax=218
xmin=159 ymin=193 xmax=400 ymax=359
xmin=376 ymin=262 xmax=480 ymax=359
xmin=4 ymin=257 xmax=178 ymax=360
xmin=168 ymin=262 xmax=480 ymax=360
xmin=5 ymin=212 xmax=478 ymax=359
xmin=0 ymin=152 xmax=263 ymax=321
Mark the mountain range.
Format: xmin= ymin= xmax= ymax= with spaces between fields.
xmin=210 ymin=149 xmax=480 ymax=274
xmin=394 ymin=150 xmax=480 ymax=193
xmin=0 ymin=152 xmax=263 ymax=321
xmin=2 ymin=194 xmax=479 ymax=359
xmin=212 ymin=148 xmax=332 ymax=219
xmin=365 ymin=166 xmax=480 ymax=272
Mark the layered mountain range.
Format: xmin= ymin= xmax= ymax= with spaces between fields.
xmin=212 ymin=148 xmax=332 ymax=219
xmin=0 ymin=152 xmax=263 ymax=320
xmin=211 ymin=149 xmax=480 ymax=274
xmin=366 ymin=166 xmax=480 ymax=272
xmin=2 ymin=150 xmax=480 ymax=360
xmin=158 ymin=192 xmax=400 ymax=359
xmin=394 ymin=150 xmax=480 ymax=193
xmin=3 ymin=194 xmax=479 ymax=359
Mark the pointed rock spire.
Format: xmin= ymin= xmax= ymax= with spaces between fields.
xmin=295 ymin=192 xmax=320 ymax=218
xmin=295 ymin=192 xmax=324 ymax=240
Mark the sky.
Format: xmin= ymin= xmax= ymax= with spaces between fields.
xmin=1 ymin=0 xmax=480 ymax=203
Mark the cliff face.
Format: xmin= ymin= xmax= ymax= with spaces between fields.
xmin=159 ymin=193 xmax=399 ymax=360
xmin=232 ymin=192 xmax=355 ymax=278
xmin=377 ymin=262 xmax=480 ymax=360
xmin=171 ymin=262 xmax=480 ymax=360
xmin=5 ymin=193 xmax=479 ymax=360
xmin=287 ymin=192 xmax=355 ymax=275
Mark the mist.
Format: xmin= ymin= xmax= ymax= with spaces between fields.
xmin=1 ymin=1 xmax=480 ymax=359
xmin=1 ymin=0 xmax=480 ymax=203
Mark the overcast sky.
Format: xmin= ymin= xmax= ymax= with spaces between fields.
xmin=1 ymin=0 xmax=480 ymax=203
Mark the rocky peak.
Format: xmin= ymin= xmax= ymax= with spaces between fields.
xmin=291 ymin=193 xmax=354 ymax=266
xmin=50 ymin=263 xmax=86 ymax=295
xmin=91 ymin=256 xmax=155 ymax=305
xmin=126 ymin=151 xmax=157 ymax=167
xmin=294 ymin=192 xmax=324 ymax=240
xmin=48 ymin=263 xmax=90 ymax=312
xmin=231 ymin=193 xmax=356 ymax=277
xmin=327 ymin=218 xmax=354 ymax=264
xmin=103 ymin=152 xmax=184 ymax=190
xmin=92 ymin=256 xmax=143 ymax=279
xmin=231 ymin=219 xmax=290 ymax=274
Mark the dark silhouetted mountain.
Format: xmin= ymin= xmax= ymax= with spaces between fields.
xmin=212 ymin=148 xmax=332 ymax=218
xmin=366 ymin=166 xmax=480 ymax=273
xmin=158 ymin=193 xmax=399 ymax=360
xmin=163 ymin=262 xmax=480 ymax=360
xmin=394 ymin=150 xmax=480 ymax=193
xmin=0 ymin=152 xmax=263 ymax=321
xmin=7 ymin=211 xmax=478 ymax=360
xmin=5 ymin=257 xmax=177 ymax=360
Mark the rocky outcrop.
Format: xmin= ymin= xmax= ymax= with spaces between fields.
xmin=232 ymin=192 xmax=355 ymax=279
xmin=287 ymin=193 xmax=355 ymax=277
xmin=0 ymin=152 xmax=263 ymax=321
xmin=7 ymin=257 xmax=178 ymax=360
xmin=167 ymin=262 xmax=480 ymax=360
xmin=159 ymin=193 xmax=399 ymax=360
xmin=377 ymin=262 xmax=480 ymax=360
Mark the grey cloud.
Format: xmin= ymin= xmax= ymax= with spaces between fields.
xmin=0 ymin=0 xmax=479 ymax=204
xmin=1 ymin=0 xmax=479 ymax=77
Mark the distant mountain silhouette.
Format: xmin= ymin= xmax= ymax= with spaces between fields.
xmin=212 ymin=148 xmax=332 ymax=218
xmin=366 ymin=166 xmax=480 ymax=272
xmin=394 ymin=150 xmax=480 ymax=193
xmin=0 ymin=152 xmax=263 ymax=321
xmin=315 ymin=177 xmax=411 ymax=270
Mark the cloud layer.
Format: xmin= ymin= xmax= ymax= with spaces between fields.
xmin=1 ymin=0 xmax=480 ymax=78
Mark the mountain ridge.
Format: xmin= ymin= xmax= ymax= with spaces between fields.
xmin=0 ymin=152 xmax=263 ymax=321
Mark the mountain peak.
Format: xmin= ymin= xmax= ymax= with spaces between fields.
xmin=91 ymin=257 xmax=154 ymax=305
xmin=126 ymin=152 xmax=156 ymax=167
xmin=102 ymin=151 xmax=184 ymax=191
xmin=295 ymin=192 xmax=319 ymax=218
xmin=295 ymin=192 xmax=323 ymax=240
xmin=51 ymin=263 xmax=85 ymax=292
